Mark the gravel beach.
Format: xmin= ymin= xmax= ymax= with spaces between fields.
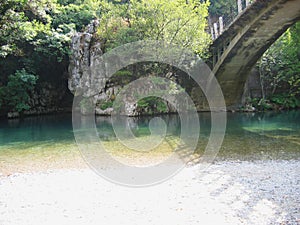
xmin=0 ymin=160 xmax=299 ymax=225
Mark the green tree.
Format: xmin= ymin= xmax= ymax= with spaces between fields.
xmin=0 ymin=0 xmax=212 ymax=115
xmin=0 ymin=69 xmax=38 ymax=112
xmin=257 ymin=22 xmax=300 ymax=109
xmin=97 ymin=0 xmax=211 ymax=57
xmin=0 ymin=0 xmax=104 ymax=115
xmin=208 ymin=0 xmax=237 ymax=21
xmin=52 ymin=0 xmax=101 ymax=31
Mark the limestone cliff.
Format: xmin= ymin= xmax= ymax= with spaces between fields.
xmin=68 ymin=20 xmax=126 ymax=115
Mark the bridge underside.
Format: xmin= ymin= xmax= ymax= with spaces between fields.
xmin=211 ymin=0 xmax=300 ymax=108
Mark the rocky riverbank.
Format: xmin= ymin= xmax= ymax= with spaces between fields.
xmin=0 ymin=160 xmax=299 ymax=225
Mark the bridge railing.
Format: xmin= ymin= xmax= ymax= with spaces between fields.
xmin=211 ymin=0 xmax=255 ymax=40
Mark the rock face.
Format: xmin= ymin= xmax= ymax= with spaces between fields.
xmin=68 ymin=20 xmax=139 ymax=116
xmin=68 ymin=20 xmax=119 ymax=115
xmin=28 ymin=83 xmax=71 ymax=115
xmin=68 ymin=19 xmax=103 ymax=95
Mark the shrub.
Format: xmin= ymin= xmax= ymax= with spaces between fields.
xmin=0 ymin=69 xmax=38 ymax=113
xmin=137 ymin=96 xmax=168 ymax=114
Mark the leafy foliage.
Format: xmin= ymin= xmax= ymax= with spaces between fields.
xmin=97 ymin=0 xmax=211 ymax=56
xmin=256 ymin=22 xmax=300 ymax=109
xmin=0 ymin=0 xmax=104 ymax=115
xmin=249 ymin=94 xmax=300 ymax=111
xmin=52 ymin=0 xmax=101 ymax=31
xmin=137 ymin=97 xmax=168 ymax=114
xmin=0 ymin=69 xmax=38 ymax=112
xmin=270 ymin=94 xmax=300 ymax=109
xmin=99 ymin=101 xmax=113 ymax=110
xmin=208 ymin=0 xmax=237 ymax=22
xmin=4 ymin=0 xmax=298 ymax=115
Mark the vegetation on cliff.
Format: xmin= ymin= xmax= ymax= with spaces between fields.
xmin=0 ymin=0 xmax=211 ymax=115
xmin=0 ymin=0 xmax=90 ymax=114
xmin=0 ymin=0 xmax=299 ymax=115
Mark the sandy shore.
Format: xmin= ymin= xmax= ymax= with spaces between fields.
xmin=0 ymin=160 xmax=299 ymax=225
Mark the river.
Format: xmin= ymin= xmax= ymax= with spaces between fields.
xmin=0 ymin=111 xmax=299 ymax=175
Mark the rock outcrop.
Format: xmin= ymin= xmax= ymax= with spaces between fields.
xmin=68 ymin=20 xmax=204 ymax=116
xmin=68 ymin=20 xmax=138 ymax=116
xmin=68 ymin=19 xmax=102 ymax=94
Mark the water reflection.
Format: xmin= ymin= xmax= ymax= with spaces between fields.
xmin=95 ymin=115 xmax=182 ymax=141
xmin=0 ymin=111 xmax=299 ymax=161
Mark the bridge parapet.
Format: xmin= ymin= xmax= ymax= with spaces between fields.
xmin=210 ymin=0 xmax=256 ymax=68
xmin=211 ymin=0 xmax=254 ymax=41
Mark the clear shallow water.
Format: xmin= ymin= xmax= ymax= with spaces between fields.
xmin=0 ymin=111 xmax=299 ymax=174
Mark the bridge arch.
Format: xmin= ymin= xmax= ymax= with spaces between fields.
xmin=210 ymin=0 xmax=300 ymax=108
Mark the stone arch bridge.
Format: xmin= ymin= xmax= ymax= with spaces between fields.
xmin=209 ymin=0 xmax=300 ymax=109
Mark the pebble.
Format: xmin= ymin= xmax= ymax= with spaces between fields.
xmin=0 ymin=160 xmax=299 ymax=225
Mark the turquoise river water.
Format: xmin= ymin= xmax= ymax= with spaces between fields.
xmin=0 ymin=111 xmax=299 ymax=175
